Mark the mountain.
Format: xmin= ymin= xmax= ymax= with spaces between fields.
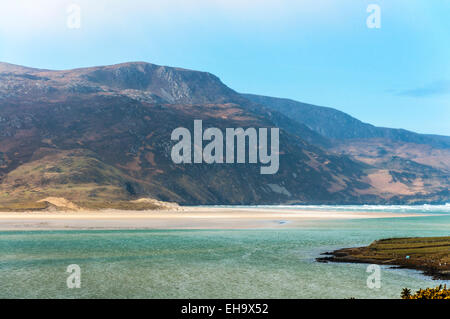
xmin=0 ymin=61 xmax=448 ymax=207
xmin=244 ymin=94 xmax=450 ymax=203
xmin=243 ymin=94 xmax=450 ymax=148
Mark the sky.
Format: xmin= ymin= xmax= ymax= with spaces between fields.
xmin=0 ymin=0 xmax=449 ymax=135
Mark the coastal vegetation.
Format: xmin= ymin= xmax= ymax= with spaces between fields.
xmin=317 ymin=236 xmax=450 ymax=280
xmin=401 ymin=285 xmax=450 ymax=299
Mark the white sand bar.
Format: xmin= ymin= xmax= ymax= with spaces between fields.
xmin=0 ymin=206 xmax=432 ymax=230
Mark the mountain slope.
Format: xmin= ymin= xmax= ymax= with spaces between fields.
xmin=0 ymin=61 xmax=378 ymax=206
xmin=243 ymin=94 xmax=450 ymax=149
xmin=243 ymin=94 xmax=450 ymax=203
xmin=0 ymin=61 xmax=448 ymax=206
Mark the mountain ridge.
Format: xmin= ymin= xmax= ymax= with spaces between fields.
xmin=0 ymin=61 xmax=448 ymax=206
xmin=243 ymin=93 xmax=450 ymax=149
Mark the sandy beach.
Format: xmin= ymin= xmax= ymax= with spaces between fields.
xmin=0 ymin=206 xmax=430 ymax=230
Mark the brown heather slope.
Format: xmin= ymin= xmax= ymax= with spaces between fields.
xmin=0 ymin=61 xmax=448 ymax=206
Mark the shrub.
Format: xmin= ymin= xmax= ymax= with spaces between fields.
xmin=401 ymin=285 xmax=450 ymax=299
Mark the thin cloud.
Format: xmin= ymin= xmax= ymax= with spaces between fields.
xmin=398 ymin=80 xmax=450 ymax=97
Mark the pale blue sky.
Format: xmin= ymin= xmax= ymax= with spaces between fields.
xmin=0 ymin=0 xmax=449 ymax=135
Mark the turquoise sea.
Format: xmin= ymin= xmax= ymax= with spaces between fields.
xmin=0 ymin=205 xmax=449 ymax=299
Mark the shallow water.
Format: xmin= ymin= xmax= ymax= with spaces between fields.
xmin=0 ymin=209 xmax=449 ymax=299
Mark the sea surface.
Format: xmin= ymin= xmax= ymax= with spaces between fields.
xmin=0 ymin=205 xmax=449 ymax=299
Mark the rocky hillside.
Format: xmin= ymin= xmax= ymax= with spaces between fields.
xmin=0 ymin=62 xmax=448 ymax=206
xmin=244 ymin=94 xmax=450 ymax=204
xmin=244 ymin=94 xmax=450 ymax=148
